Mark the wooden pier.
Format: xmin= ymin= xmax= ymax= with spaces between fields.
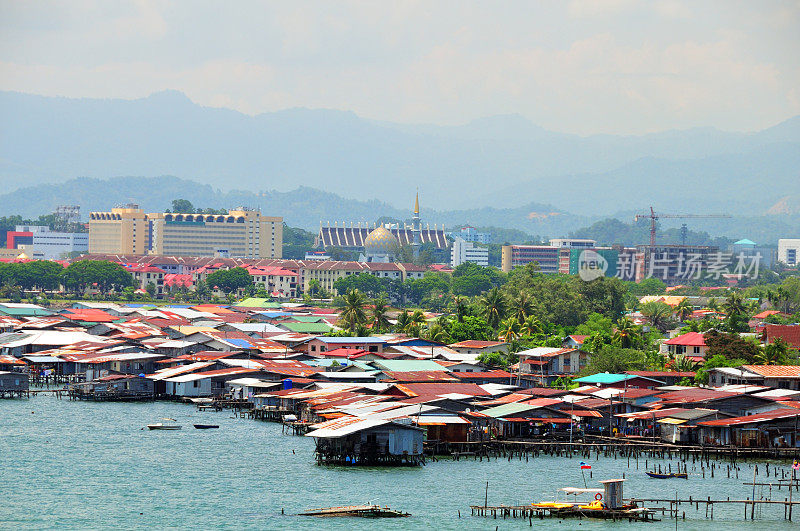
xmin=470 ymin=504 xmax=658 ymax=522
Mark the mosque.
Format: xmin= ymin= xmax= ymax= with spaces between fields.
xmin=315 ymin=193 xmax=449 ymax=262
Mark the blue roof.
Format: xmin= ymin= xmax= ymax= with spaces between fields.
xmin=317 ymin=337 xmax=386 ymax=344
xmin=573 ymin=373 xmax=634 ymax=384
xmin=255 ymin=311 xmax=292 ymax=318
xmin=734 ymin=239 xmax=756 ymax=246
xmin=225 ymin=338 xmax=254 ymax=348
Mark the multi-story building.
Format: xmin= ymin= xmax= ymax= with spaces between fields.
xmin=88 ymin=205 xmax=150 ymax=255
xmin=778 ymin=239 xmax=800 ymax=267
xmin=454 ymin=226 xmax=491 ymax=244
xmin=500 ymin=245 xmax=562 ymax=273
xmin=451 ymin=237 xmax=489 ymax=267
xmin=7 ymin=225 xmax=88 ymax=259
xmin=88 ymin=206 xmax=282 ymax=259
xmin=549 ymin=238 xmax=596 ymax=249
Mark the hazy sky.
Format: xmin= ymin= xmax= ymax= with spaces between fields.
xmin=1 ymin=0 xmax=798 ymax=134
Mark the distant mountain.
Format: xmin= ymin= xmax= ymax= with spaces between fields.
xmin=1 ymin=90 xmax=798 ymax=213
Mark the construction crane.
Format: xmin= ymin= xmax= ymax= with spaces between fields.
xmin=634 ymin=207 xmax=731 ymax=246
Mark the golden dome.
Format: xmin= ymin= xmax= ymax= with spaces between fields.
xmin=364 ymin=226 xmax=399 ymax=255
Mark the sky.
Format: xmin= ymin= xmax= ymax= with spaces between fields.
xmin=1 ymin=0 xmax=798 ymax=135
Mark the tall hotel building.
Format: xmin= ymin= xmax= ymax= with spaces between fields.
xmin=89 ymin=205 xmax=282 ymax=259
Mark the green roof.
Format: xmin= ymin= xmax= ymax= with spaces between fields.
xmin=371 ymin=360 xmax=447 ymax=372
xmin=289 ymin=316 xmax=326 ymax=323
xmin=235 ymin=298 xmax=280 ymax=309
xmin=480 ymin=402 xmax=544 ymax=419
xmin=281 ymin=322 xmax=332 ymax=333
xmin=0 ymin=305 xmax=53 ymax=317
xmin=734 ymin=239 xmax=756 ymax=246
xmin=573 ymin=373 xmax=632 ymax=384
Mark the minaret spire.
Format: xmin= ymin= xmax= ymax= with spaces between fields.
xmin=412 ymin=190 xmax=421 ymax=261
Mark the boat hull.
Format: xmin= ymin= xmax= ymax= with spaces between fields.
xmin=646 ymin=472 xmax=687 ymax=479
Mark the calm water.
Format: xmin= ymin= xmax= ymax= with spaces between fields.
xmin=1 ymin=395 xmax=798 ymax=530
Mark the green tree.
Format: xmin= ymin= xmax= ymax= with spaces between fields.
xmin=170 ymin=199 xmax=196 ymax=213
xmin=612 ymin=317 xmax=640 ymax=348
xmin=695 ymin=354 xmax=749 ymax=385
xmin=508 ymin=291 xmax=536 ymax=324
xmin=675 ymin=298 xmax=693 ymax=321
xmin=755 ymin=338 xmax=790 ymax=365
xmin=477 ymin=351 xmax=512 ymax=369
xmin=639 ymin=301 xmax=673 ymax=333
xmin=145 ymin=282 xmax=157 ymax=298
xmin=61 ymin=260 xmax=134 ymax=295
xmin=481 ymin=287 xmax=507 ymax=329
xmin=371 ymin=297 xmax=391 ymax=332
xmin=498 ymin=317 xmax=521 ymax=342
xmin=447 ymin=315 xmax=494 ymax=342
xmin=206 ymin=267 xmax=252 ymax=294
xmin=520 ymin=315 xmax=543 ymax=337
xmin=338 ymin=289 xmax=368 ymax=332
xmin=581 ymin=346 xmax=647 ymax=375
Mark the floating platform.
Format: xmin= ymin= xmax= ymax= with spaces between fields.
xmin=299 ymin=505 xmax=410 ymax=518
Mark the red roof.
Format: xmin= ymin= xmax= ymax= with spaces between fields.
xmin=741 ymin=365 xmax=800 ymax=378
xmin=568 ymin=335 xmax=588 ymax=344
xmin=753 ymin=310 xmax=781 ymax=319
xmin=697 ymin=408 xmax=800 ymax=427
xmin=764 ymin=324 xmax=800 ymax=349
xmin=663 ymin=332 xmax=706 ymax=347
xmin=657 ymin=388 xmax=741 ymax=404
xmin=383 ymin=382 xmax=491 ymax=398
xmin=319 ymin=348 xmax=367 ymax=359
xmin=0 ymin=354 xmax=25 ymax=365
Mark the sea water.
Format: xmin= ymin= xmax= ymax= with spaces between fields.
xmin=1 ymin=395 xmax=797 ymax=530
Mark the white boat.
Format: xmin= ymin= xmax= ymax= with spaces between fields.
xmin=147 ymin=418 xmax=182 ymax=430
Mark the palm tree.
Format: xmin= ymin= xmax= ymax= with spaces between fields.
xmin=723 ymin=291 xmax=747 ymax=319
xmin=520 ymin=315 xmax=543 ymax=337
xmin=451 ymin=295 xmax=469 ymax=322
xmin=640 ymin=301 xmax=672 ymax=333
xmin=371 ymin=297 xmax=391 ymax=332
xmin=707 ymin=297 xmax=719 ymax=312
xmin=498 ymin=317 xmax=521 ymax=342
xmin=509 ymin=291 xmax=535 ymax=324
xmin=481 ymin=287 xmax=507 ymax=329
xmin=675 ymin=298 xmax=692 ymax=322
xmin=408 ymin=309 xmax=426 ymax=330
xmin=394 ymin=310 xmax=411 ymax=333
xmin=673 ymin=356 xmax=700 ymax=372
xmin=613 ymin=317 xmax=638 ymax=348
xmin=425 ymin=323 xmax=449 ymax=344
xmin=338 ymin=289 xmax=368 ymax=332
xmin=755 ymin=339 xmax=789 ymax=365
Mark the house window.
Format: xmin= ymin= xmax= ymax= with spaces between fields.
xmin=193 ymin=380 xmax=199 ymax=388
xmin=693 ymin=346 xmax=701 ymax=354
xmin=369 ymin=346 xmax=378 ymax=352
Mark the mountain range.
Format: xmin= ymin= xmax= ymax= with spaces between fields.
xmin=1 ymin=90 xmax=798 ymax=217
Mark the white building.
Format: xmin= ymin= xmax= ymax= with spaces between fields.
xmin=778 ymin=239 xmax=800 ymax=266
xmin=454 ymin=226 xmax=491 ymax=244
xmin=549 ymin=238 xmax=596 ymax=249
xmin=451 ymin=237 xmax=489 ymax=267
xmin=15 ymin=225 xmax=89 ymax=259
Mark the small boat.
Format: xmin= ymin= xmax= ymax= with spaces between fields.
xmin=193 ymin=424 xmax=219 ymax=429
xmin=147 ymin=423 xmax=182 ymax=430
xmin=299 ymin=505 xmax=410 ymax=518
xmin=646 ymin=472 xmax=687 ymax=479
